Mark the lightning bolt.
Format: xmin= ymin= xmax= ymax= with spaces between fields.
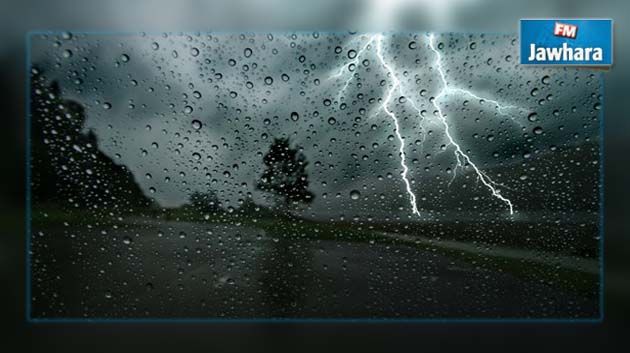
xmin=329 ymin=36 xmax=376 ymax=103
xmin=328 ymin=33 xmax=521 ymax=216
xmin=425 ymin=35 xmax=525 ymax=129
xmin=428 ymin=33 xmax=514 ymax=215
xmin=374 ymin=34 xmax=421 ymax=217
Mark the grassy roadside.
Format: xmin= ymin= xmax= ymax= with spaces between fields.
xmin=391 ymin=236 xmax=599 ymax=297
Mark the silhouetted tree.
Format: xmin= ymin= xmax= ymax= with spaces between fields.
xmin=256 ymin=138 xmax=314 ymax=212
xmin=189 ymin=190 xmax=220 ymax=212
xmin=237 ymin=196 xmax=257 ymax=213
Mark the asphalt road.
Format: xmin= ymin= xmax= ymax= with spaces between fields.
xmin=30 ymin=219 xmax=599 ymax=319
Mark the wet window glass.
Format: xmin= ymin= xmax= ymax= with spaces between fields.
xmin=29 ymin=32 xmax=601 ymax=319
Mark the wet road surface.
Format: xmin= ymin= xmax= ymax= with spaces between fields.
xmin=30 ymin=219 xmax=599 ymax=319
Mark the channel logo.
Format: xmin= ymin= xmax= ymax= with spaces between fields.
xmin=553 ymin=22 xmax=577 ymax=39
xmin=520 ymin=19 xmax=613 ymax=66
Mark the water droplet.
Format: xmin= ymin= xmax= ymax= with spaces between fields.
xmin=350 ymin=190 xmax=361 ymax=200
xmin=328 ymin=117 xmax=337 ymax=125
xmin=191 ymin=119 xmax=202 ymax=130
xmin=527 ymin=112 xmax=538 ymax=122
xmin=190 ymin=47 xmax=199 ymax=57
xmin=244 ymin=48 xmax=252 ymax=57
xmin=264 ymin=76 xmax=273 ymax=85
xmin=290 ymin=112 xmax=299 ymax=121
xmin=408 ymin=41 xmax=417 ymax=50
xmin=120 ymin=54 xmax=130 ymax=63
xmin=533 ymin=126 xmax=544 ymax=135
xmin=542 ymin=75 xmax=551 ymax=85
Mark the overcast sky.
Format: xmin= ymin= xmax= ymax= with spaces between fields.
xmin=31 ymin=31 xmax=599 ymax=221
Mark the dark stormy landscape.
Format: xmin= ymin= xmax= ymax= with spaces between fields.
xmin=28 ymin=32 xmax=601 ymax=319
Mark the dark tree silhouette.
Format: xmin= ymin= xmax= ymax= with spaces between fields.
xmin=189 ymin=190 xmax=220 ymax=212
xmin=256 ymin=138 xmax=314 ymax=211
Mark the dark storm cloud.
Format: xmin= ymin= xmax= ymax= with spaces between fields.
xmin=31 ymin=31 xmax=599 ymax=220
